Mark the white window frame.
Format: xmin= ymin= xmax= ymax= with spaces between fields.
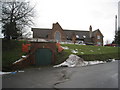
xmin=97 ymin=35 xmax=100 ymax=39
xmin=55 ymin=31 xmax=61 ymax=41
xmin=97 ymin=42 xmax=101 ymax=45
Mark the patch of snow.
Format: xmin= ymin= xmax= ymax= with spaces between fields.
xmin=0 ymin=71 xmax=12 ymax=75
xmin=88 ymin=61 xmax=102 ymax=65
xmin=29 ymin=38 xmax=47 ymax=42
xmin=60 ymin=42 xmax=68 ymax=44
xmin=61 ymin=46 xmax=69 ymax=50
xmin=99 ymin=61 xmax=105 ymax=63
xmin=13 ymin=58 xmax=23 ymax=64
xmin=0 ymin=70 xmax=25 ymax=75
xmin=90 ymin=50 xmax=94 ymax=52
xmin=98 ymin=48 xmax=101 ymax=50
xmin=38 ymin=39 xmax=47 ymax=42
xmin=54 ymin=54 xmax=107 ymax=68
xmin=71 ymin=50 xmax=78 ymax=54
xmin=112 ymin=59 xmax=116 ymax=62
xmin=13 ymin=55 xmax=28 ymax=64
xmin=54 ymin=54 xmax=82 ymax=67
xmin=22 ymin=55 xmax=26 ymax=58
xmin=106 ymin=59 xmax=117 ymax=62
xmin=60 ymin=42 xmax=74 ymax=44
xmin=18 ymin=71 xmax=24 ymax=72
xmin=81 ymin=52 xmax=84 ymax=54
xmin=109 ymin=59 xmax=116 ymax=62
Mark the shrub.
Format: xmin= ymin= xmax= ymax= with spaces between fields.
xmin=2 ymin=39 xmax=26 ymax=71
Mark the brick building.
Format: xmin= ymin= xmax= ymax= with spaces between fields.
xmin=32 ymin=22 xmax=104 ymax=46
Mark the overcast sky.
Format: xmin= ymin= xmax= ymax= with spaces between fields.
xmin=29 ymin=0 xmax=119 ymax=44
xmin=0 ymin=0 xmax=119 ymax=44
xmin=118 ymin=1 xmax=120 ymax=27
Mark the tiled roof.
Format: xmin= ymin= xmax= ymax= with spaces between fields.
xmin=32 ymin=28 xmax=91 ymax=39
xmin=63 ymin=30 xmax=90 ymax=39
xmin=32 ymin=28 xmax=51 ymax=38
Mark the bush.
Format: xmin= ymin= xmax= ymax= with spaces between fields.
xmin=79 ymin=53 xmax=119 ymax=61
xmin=55 ymin=51 xmax=70 ymax=65
xmin=2 ymin=39 xmax=26 ymax=71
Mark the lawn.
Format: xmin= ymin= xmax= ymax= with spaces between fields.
xmin=58 ymin=44 xmax=120 ymax=62
xmin=61 ymin=44 xmax=119 ymax=55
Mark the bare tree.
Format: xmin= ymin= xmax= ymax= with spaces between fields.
xmin=22 ymin=31 xmax=32 ymax=39
xmin=1 ymin=1 xmax=35 ymax=39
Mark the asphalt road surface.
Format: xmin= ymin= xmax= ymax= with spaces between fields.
xmin=2 ymin=61 xmax=119 ymax=88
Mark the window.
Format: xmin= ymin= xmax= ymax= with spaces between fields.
xmin=55 ymin=31 xmax=61 ymax=41
xmin=67 ymin=36 xmax=69 ymax=39
xmin=83 ymin=35 xmax=86 ymax=38
xmin=97 ymin=35 xmax=100 ymax=39
xmin=97 ymin=42 xmax=101 ymax=45
xmin=76 ymin=35 xmax=79 ymax=38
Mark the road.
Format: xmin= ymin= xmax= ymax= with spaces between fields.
xmin=2 ymin=61 xmax=118 ymax=88
xmin=55 ymin=61 xmax=118 ymax=88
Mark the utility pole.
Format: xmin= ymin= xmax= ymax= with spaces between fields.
xmin=115 ymin=15 xmax=117 ymax=35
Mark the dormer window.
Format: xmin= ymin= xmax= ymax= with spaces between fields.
xmin=97 ymin=35 xmax=100 ymax=39
xmin=76 ymin=35 xmax=79 ymax=38
xmin=83 ymin=35 xmax=86 ymax=38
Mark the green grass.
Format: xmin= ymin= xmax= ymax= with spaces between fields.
xmin=60 ymin=44 xmax=119 ymax=61
xmin=62 ymin=44 xmax=119 ymax=54
xmin=2 ymin=39 xmax=26 ymax=71
xmin=2 ymin=40 xmax=120 ymax=70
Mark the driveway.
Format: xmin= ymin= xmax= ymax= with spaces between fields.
xmin=2 ymin=61 xmax=119 ymax=88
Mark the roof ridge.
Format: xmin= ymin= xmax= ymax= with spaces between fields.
xmin=32 ymin=28 xmax=52 ymax=30
xmin=63 ymin=29 xmax=89 ymax=32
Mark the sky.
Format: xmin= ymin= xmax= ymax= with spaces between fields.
xmin=0 ymin=0 xmax=120 ymax=44
xmin=118 ymin=1 xmax=120 ymax=27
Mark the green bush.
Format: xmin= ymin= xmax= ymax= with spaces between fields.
xmin=2 ymin=39 xmax=26 ymax=71
xmin=79 ymin=53 xmax=119 ymax=61
xmin=55 ymin=51 xmax=70 ymax=65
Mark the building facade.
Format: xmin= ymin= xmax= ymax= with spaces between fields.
xmin=32 ymin=22 xmax=104 ymax=46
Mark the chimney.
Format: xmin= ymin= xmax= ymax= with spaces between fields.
xmin=52 ymin=22 xmax=59 ymax=30
xmin=89 ymin=25 xmax=92 ymax=38
xmin=52 ymin=23 xmax=56 ymax=29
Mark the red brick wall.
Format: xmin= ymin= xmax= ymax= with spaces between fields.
xmin=48 ymin=22 xmax=67 ymax=41
xmin=29 ymin=42 xmax=57 ymax=65
xmin=92 ymin=31 xmax=103 ymax=46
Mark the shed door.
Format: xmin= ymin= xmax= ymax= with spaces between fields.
xmin=35 ymin=48 xmax=52 ymax=65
